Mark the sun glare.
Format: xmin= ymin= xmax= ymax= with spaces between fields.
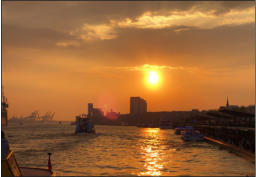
xmin=148 ymin=71 xmax=159 ymax=84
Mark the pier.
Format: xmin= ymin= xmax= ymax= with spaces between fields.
xmin=194 ymin=125 xmax=255 ymax=162
xmin=203 ymin=136 xmax=255 ymax=163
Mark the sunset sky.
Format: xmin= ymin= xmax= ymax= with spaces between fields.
xmin=2 ymin=1 xmax=255 ymax=120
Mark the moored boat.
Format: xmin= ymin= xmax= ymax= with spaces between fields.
xmin=174 ymin=127 xmax=184 ymax=135
xmin=181 ymin=129 xmax=204 ymax=141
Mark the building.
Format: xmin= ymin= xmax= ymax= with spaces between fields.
xmin=219 ymin=97 xmax=239 ymax=111
xmin=88 ymin=103 xmax=93 ymax=118
xmin=139 ymin=98 xmax=147 ymax=114
xmin=105 ymin=109 xmax=119 ymax=120
xmin=130 ymin=97 xmax=147 ymax=116
xmin=93 ymin=108 xmax=104 ymax=117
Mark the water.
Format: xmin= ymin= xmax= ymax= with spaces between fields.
xmin=3 ymin=122 xmax=255 ymax=176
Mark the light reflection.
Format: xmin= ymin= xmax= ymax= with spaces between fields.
xmin=138 ymin=128 xmax=164 ymax=176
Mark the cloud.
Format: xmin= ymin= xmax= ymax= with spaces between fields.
xmin=69 ymin=6 xmax=254 ymax=42
xmin=69 ymin=24 xmax=117 ymax=42
xmin=102 ymin=64 xmax=185 ymax=72
xmin=56 ymin=41 xmax=80 ymax=47
xmin=174 ymin=27 xmax=191 ymax=33
xmin=116 ymin=6 xmax=254 ymax=29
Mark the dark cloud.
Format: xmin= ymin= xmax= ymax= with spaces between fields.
xmin=3 ymin=1 xmax=254 ymax=30
xmin=2 ymin=24 xmax=73 ymax=48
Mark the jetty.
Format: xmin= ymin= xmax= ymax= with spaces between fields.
xmin=194 ymin=125 xmax=255 ymax=162
xmin=203 ymin=136 xmax=255 ymax=163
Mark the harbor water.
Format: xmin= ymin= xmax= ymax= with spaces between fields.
xmin=3 ymin=122 xmax=255 ymax=176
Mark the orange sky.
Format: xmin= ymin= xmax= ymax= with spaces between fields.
xmin=2 ymin=1 xmax=255 ymax=120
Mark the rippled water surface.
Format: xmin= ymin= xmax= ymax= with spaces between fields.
xmin=3 ymin=122 xmax=255 ymax=176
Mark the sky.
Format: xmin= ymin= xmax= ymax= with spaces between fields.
xmin=2 ymin=1 xmax=255 ymax=120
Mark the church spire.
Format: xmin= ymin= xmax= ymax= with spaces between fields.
xmin=226 ymin=97 xmax=229 ymax=107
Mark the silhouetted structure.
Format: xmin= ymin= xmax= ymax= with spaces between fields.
xmin=226 ymin=97 xmax=229 ymax=107
xmin=9 ymin=111 xmax=55 ymax=122
xmin=93 ymin=108 xmax=104 ymax=118
xmin=1 ymin=88 xmax=8 ymax=127
xmin=88 ymin=103 xmax=93 ymax=118
xmin=105 ymin=109 xmax=119 ymax=120
xmin=130 ymin=97 xmax=147 ymax=116
xmin=219 ymin=97 xmax=239 ymax=111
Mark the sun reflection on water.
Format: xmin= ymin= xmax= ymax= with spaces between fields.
xmin=138 ymin=128 xmax=164 ymax=176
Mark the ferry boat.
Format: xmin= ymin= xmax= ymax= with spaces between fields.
xmin=75 ymin=114 xmax=95 ymax=134
xmin=75 ymin=103 xmax=96 ymax=134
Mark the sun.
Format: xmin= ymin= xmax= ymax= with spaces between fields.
xmin=147 ymin=71 xmax=159 ymax=84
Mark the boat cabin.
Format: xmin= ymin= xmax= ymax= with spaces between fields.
xmin=75 ymin=114 xmax=95 ymax=134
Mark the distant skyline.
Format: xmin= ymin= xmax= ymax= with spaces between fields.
xmin=2 ymin=1 xmax=255 ymax=120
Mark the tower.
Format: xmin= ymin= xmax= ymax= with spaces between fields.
xmin=226 ymin=97 xmax=229 ymax=108
xmin=88 ymin=103 xmax=93 ymax=118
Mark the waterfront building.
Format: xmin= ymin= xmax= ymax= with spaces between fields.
xmin=88 ymin=103 xmax=93 ymax=118
xmin=105 ymin=109 xmax=119 ymax=120
xmin=93 ymin=108 xmax=104 ymax=117
xmin=130 ymin=97 xmax=147 ymax=116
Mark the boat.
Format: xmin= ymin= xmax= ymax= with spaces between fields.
xmin=75 ymin=103 xmax=96 ymax=134
xmin=75 ymin=114 xmax=95 ymax=134
xmin=2 ymin=150 xmax=55 ymax=176
xmin=181 ymin=129 xmax=204 ymax=141
xmin=1 ymin=90 xmax=55 ymax=176
xmin=174 ymin=127 xmax=184 ymax=135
